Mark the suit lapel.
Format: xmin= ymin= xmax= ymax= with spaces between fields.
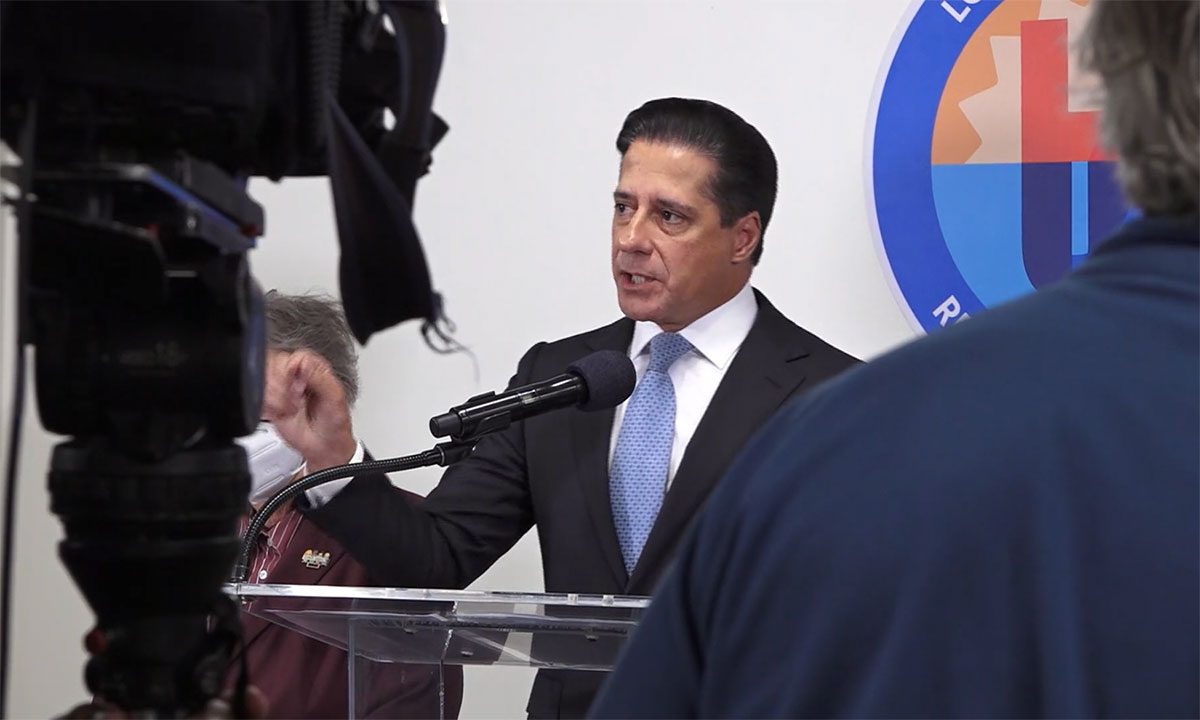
xmin=238 ymin=512 xmax=349 ymax=656
xmin=569 ymin=318 xmax=634 ymax=589
xmin=628 ymin=292 xmax=812 ymax=591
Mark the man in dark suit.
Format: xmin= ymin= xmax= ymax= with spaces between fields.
xmin=592 ymin=2 xmax=1200 ymax=717
xmin=236 ymin=292 xmax=463 ymax=719
xmin=263 ymin=99 xmax=858 ymax=718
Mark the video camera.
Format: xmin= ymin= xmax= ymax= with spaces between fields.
xmin=0 ymin=1 xmax=447 ymax=714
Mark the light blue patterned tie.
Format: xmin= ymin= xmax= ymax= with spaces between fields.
xmin=610 ymin=332 xmax=694 ymax=575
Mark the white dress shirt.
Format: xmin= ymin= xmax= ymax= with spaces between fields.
xmin=608 ymin=282 xmax=758 ymax=490
xmin=304 ymin=439 xmax=364 ymax=507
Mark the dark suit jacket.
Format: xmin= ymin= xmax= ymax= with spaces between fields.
xmin=234 ymin=495 xmax=465 ymax=719
xmin=591 ymin=216 xmax=1200 ymax=718
xmin=304 ymin=289 xmax=859 ymax=717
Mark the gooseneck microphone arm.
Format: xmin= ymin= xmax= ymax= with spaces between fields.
xmin=231 ymin=439 xmax=474 ymax=583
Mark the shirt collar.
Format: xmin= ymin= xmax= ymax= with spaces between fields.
xmin=260 ymin=502 xmax=301 ymax=547
xmin=627 ymin=282 xmax=758 ymax=370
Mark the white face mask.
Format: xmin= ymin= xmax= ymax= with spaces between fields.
xmin=235 ymin=422 xmax=306 ymax=505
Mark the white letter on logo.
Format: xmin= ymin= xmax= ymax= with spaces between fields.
xmin=941 ymin=0 xmax=971 ymax=22
xmin=933 ymin=295 xmax=963 ymax=326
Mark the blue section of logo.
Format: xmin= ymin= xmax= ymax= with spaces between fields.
xmin=1071 ymin=161 xmax=1089 ymax=261
xmin=872 ymin=0 xmax=1129 ymax=334
xmin=931 ymin=163 xmax=1031 ymax=307
xmin=873 ymin=0 xmax=1000 ymax=332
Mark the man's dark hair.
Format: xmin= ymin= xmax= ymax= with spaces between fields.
xmin=616 ymin=98 xmax=778 ymax=265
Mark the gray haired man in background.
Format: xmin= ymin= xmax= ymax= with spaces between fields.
xmin=235 ymin=292 xmax=462 ymax=720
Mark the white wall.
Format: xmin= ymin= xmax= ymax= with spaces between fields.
xmin=2 ymin=1 xmax=916 ymax=717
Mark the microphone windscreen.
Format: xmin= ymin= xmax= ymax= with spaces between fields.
xmin=568 ymin=350 xmax=636 ymax=411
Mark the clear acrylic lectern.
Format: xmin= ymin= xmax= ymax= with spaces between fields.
xmin=226 ymin=583 xmax=651 ymax=719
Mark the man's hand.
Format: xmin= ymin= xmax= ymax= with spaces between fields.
xmin=262 ymin=349 xmax=358 ymax=473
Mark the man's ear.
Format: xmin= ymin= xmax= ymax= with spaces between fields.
xmin=731 ymin=211 xmax=761 ymax=264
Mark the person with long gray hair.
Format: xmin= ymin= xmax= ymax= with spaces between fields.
xmin=592 ymin=1 xmax=1198 ymax=716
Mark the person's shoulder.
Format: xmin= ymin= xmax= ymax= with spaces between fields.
xmin=750 ymin=290 xmax=860 ymax=369
xmin=826 ymin=279 xmax=1088 ymax=398
xmin=544 ymin=316 xmax=632 ymax=351
xmin=519 ymin=317 xmax=634 ymax=368
xmin=735 ymin=285 xmax=1091 ymax=504
xmin=695 ymin=302 xmax=1051 ymax=575
xmin=696 ymin=263 xmax=1197 ymax=622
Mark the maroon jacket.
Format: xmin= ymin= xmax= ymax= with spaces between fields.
xmin=232 ymin=490 xmax=464 ymax=719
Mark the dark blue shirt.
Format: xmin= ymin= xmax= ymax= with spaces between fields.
xmin=592 ymin=216 xmax=1200 ymax=718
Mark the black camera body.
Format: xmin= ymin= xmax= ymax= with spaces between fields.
xmin=1 ymin=1 xmax=446 ymax=714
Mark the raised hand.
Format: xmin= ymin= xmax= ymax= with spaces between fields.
xmin=261 ymin=349 xmax=357 ymax=473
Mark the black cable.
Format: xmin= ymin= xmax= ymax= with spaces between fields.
xmin=231 ymin=440 xmax=474 ymax=583
xmin=1 ymin=97 xmax=37 ymax=719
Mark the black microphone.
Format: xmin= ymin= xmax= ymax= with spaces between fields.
xmin=430 ymin=350 xmax=636 ymax=440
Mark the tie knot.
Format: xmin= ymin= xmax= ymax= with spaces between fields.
xmin=647 ymin=332 xmax=693 ymax=373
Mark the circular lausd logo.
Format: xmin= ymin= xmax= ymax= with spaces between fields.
xmin=868 ymin=0 xmax=1130 ymax=334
